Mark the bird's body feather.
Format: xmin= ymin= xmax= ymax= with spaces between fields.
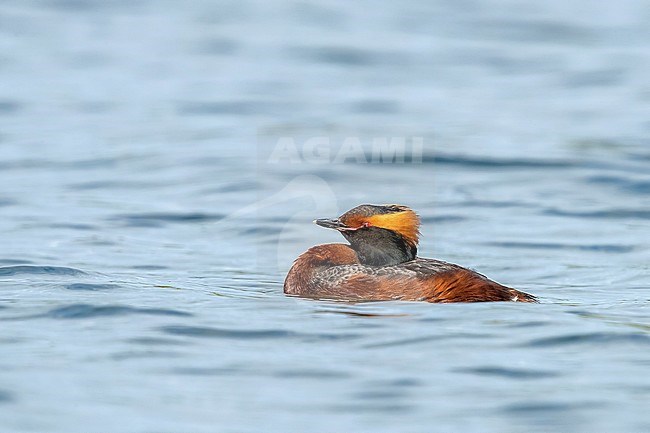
xmin=284 ymin=204 xmax=537 ymax=303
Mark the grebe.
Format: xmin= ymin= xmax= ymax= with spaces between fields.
xmin=284 ymin=204 xmax=537 ymax=303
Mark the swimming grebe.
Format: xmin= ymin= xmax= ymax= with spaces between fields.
xmin=284 ymin=204 xmax=537 ymax=303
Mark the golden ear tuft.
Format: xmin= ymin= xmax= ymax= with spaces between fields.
xmin=367 ymin=207 xmax=420 ymax=246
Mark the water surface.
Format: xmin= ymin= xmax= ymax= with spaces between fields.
xmin=1 ymin=1 xmax=649 ymax=432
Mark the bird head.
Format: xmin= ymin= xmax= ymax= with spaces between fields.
xmin=314 ymin=204 xmax=420 ymax=266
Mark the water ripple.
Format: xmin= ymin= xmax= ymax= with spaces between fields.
xmin=0 ymin=304 xmax=193 ymax=321
xmin=274 ymin=369 xmax=351 ymax=379
xmin=45 ymin=304 xmax=192 ymax=319
xmin=587 ymin=175 xmax=650 ymax=194
xmin=363 ymin=333 xmax=489 ymax=349
xmin=523 ymin=332 xmax=650 ymax=348
xmin=351 ymin=99 xmax=399 ymax=114
xmin=171 ymin=366 xmax=241 ymax=376
xmin=544 ymin=209 xmax=650 ymax=219
xmin=173 ymin=365 xmax=353 ymax=378
xmin=127 ymin=337 xmax=190 ymax=346
xmin=0 ymin=198 xmax=16 ymax=207
xmin=69 ymin=180 xmax=162 ymax=191
xmin=161 ymin=325 xmax=295 ymax=339
xmin=289 ymin=46 xmax=402 ymax=67
xmin=160 ymin=325 xmax=360 ymax=342
xmin=420 ymin=153 xmax=577 ymax=168
xmin=207 ymin=180 xmax=260 ymax=193
xmin=64 ymin=283 xmax=121 ymax=291
xmin=110 ymin=350 xmax=184 ymax=361
xmin=0 ymin=99 xmax=21 ymax=113
xmin=0 ymin=265 xmax=87 ymax=277
xmin=363 ymin=335 xmax=446 ymax=349
xmin=0 ymin=157 xmax=116 ymax=171
xmin=502 ymin=401 xmax=579 ymax=414
xmin=564 ymin=69 xmax=624 ymax=88
xmin=326 ymin=403 xmax=412 ymax=413
xmin=453 ymin=366 xmax=561 ymax=379
xmin=366 ymin=378 xmax=422 ymax=388
xmin=197 ymin=38 xmax=239 ymax=56
xmin=419 ymin=215 xmax=466 ymax=223
xmin=485 ymin=241 xmax=634 ymax=253
xmin=474 ymin=19 xmax=598 ymax=45
xmin=0 ymin=259 xmax=32 ymax=265
xmin=353 ymin=390 xmax=408 ymax=400
xmin=44 ymin=0 xmax=144 ymax=12
xmin=177 ymin=101 xmax=280 ymax=116
xmin=46 ymin=223 xmax=97 ymax=231
xmin=0 ymin=389 xmax=14 ymax=404
xmin=110 ymin=212 xmax=225 ymax=227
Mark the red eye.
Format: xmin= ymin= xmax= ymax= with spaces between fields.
xmin=362 ymin=222 xmax=371 ymax=228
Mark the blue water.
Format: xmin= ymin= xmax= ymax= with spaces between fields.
xmin=1 ymin=1 xmax=649 ymax=432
